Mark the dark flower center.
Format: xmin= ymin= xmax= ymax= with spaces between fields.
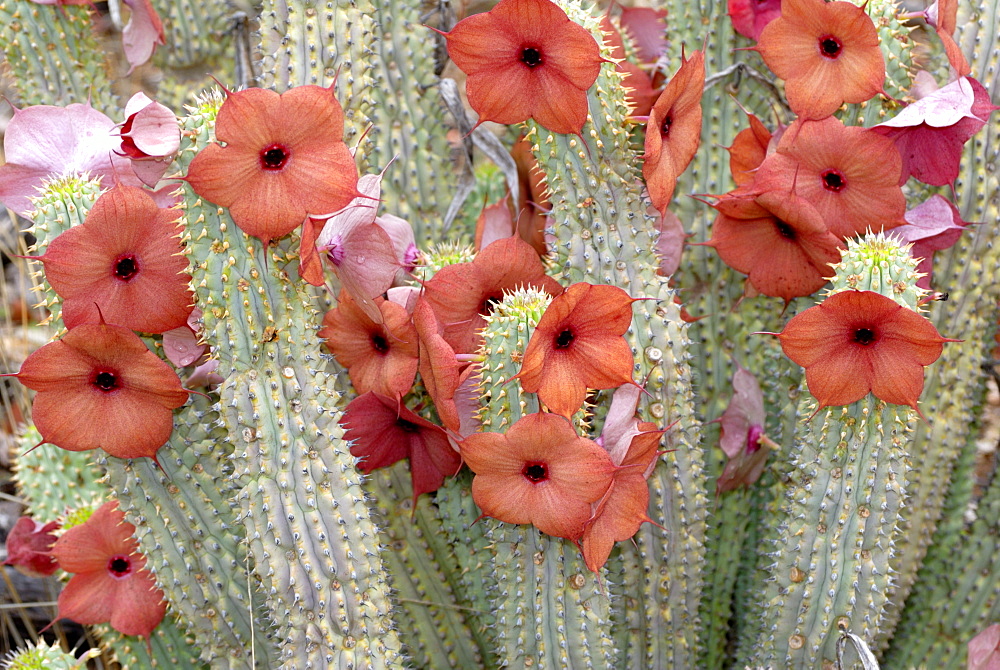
xmin=522 ymin=461 xmax=548 ymax=483
xmin=554 ymin=328 xmax=574 ymax=349
xmin=402 ymin=243 xmax=419 ymax=273
xmin=260 ymin=144 xmax=290 ymax=170
xmin=371 ymin=333 xmax=390 ymax=354
xmin=852 ymin=327 xmax=877 ymax=346
xmin=818 ymin=35 xmax=843 ymax=60
xmin=661 ymin=114 xmax=673 ymax=138
xmin=92 ymin=371 xmax=121 ymax=393
xmin=396 ymin=419 xmax=420 ymax=433
xmin=107 ymin=555 xmax=132 ymax=578
xmin=746 ymin=424 xmax=764 ymax=454
xmin=520 ymin=47 xmax=543 ymax=69
xmin=479 ymin=294 xmax=503 ymax=316
xmin=324 ymin=236 xmax=345 ymax=266
xmin=775 ymin=220 xmax=795 ymax=240
xmin=113 ymin=255 xmax=139 ymax=281
xmin=821 ymin=170 xmax=846 ymax=192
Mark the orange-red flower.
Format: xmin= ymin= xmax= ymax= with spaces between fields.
xmin=442 ymin=0 xmax=604 ymax=135
xmin=750 ymin=117 xmax=906 ymax=239
xmin=511 ymin=134 xmax=551 ymax=255
xmin=582 ymin=436 xmax=659 ymax=572
xmin=704 ymin=192 xmax=842 ymax=302
xmin=422 ymin=235 xmax=563 ymax=355
xmin=774 ymin=290 xmax=955 ymax=411
xmin=515 ymin=283 xmax=636 ymax=417
xmin=412 ymin=296 xmax=463 ymax=433
xmin=185 ymin=85 xmax=358 ymax=243
xmin=727 ymin=111 xmax=773 ymax=186
xmin=342 ymin=392 xmax=462 ymax=502
xmin=643 ymin=50 xmax=705 ymax=214
xmin=38 ymin=184 xmax=192 ymax=334
xmin=755 ymin=0 xmax=885 ymax=120
xmin=319 ymin=293 xmax=418 ymax=399
xmin=51 ymin=501 xmax=167 ymax=639
xmin=460 ymin=413 xmax=615 ymax=540
xmin=10 ymin=323 xmax=189 ymax=460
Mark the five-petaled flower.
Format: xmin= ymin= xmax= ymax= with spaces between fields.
xmin=37 ymin=184 xmax=193 ymax=334
xmin=342 ymin=392 xmax=463 ymax=503
xmin=185 ymin=85 xmax=359 ymax=244
xmin=319 ymin=292 xmax=419 ymax=400
xmin=773 ymin=290 xmax=956 ymax=412
xmin=51 ymin=501 xmax=167 ymax=639
xmin=460 ymin=412 xmax=615 ymax=540
xmin=441 ymin=0 xmax=605 ymax=135
xmin=705 ymin=192 xmax=842 ymax=303
xmin=749 ymin=117 xmax=906 ymax=240
xmin=515 ymin=282 xmax=636 ymax=418
xmin=755 ymin=0 xmax=885 ymax=120
xmin=643 ymin=49 xmax=705 ymax=214
xmin=422 ymin=235 xmax=563 ymax=355
xmin=9 ymin=322 xmax=189 ymax=460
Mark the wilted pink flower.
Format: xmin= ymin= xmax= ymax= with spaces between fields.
xmin=872 ymin=76 xmax=998 ymax=186
xmin=122 ymin=0 xmax=166 ymax=74
xmin=473 ymin=196 xmax=516 ymax=252
xmin=968 ymin=624 xmax=1000 ymax=670
xmin=375 ymin=213 xmax=419 ymax=285
xmin=619 ymin=7 xmax=668 ymax=62
xmin=300 ymin=170 xmax=401 ymax=324
xmin=891 ymin=195 xmax=975 ymax=289
xmin=4 ymin=517 xmax=60 ymax=578
xmin=728 ymin=0 xmax=782 ymax=41
xmin=0 ymin=102 xmax=140 ymax=218
xmin=162 ymin=308 xmax=208 ymax=368
xmin=117 ymin=93 xmax=179 ymax=187
xmin=714 ymin=362 xmax=774 ymax=493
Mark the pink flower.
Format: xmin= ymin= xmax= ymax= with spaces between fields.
xmin=117 ymin=93 xmax=179 ymax=187
xmin=872 ymin=76 xmax=998 ymax=186
xmin=714 ymin=363 xmax=774 ymax=493
xmin=0 ymin=102 xmax=140 ymax=219
xmin=4 ymin=517 xmax=60 ymax=578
